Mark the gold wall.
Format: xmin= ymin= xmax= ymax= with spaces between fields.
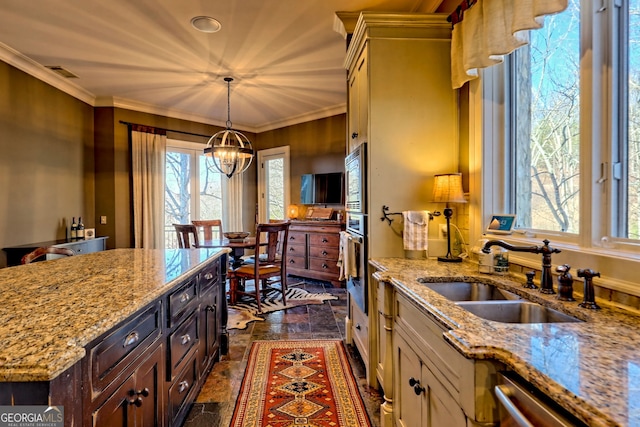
xmin=0 ymin=62 xmax=94 ymax=266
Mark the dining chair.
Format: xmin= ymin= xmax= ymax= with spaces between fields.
xmin=173 ymin=224 xmax=200 ymax=248
xmin=228 ymin=221 xmax=290 ymax=312
xmin=192 ymin=219 xmax=223 ymax=241
xmin=21 ymin=247 xmax=75 ymax=264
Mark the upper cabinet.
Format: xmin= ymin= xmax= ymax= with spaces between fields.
xmin=343 ymin=13 xmax=459 ymax=258
xmin=347 ymin=48 xmax=368 ymax=153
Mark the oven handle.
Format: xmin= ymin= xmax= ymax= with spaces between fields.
xmin=346 ymin=233 xmax=363 ymax=244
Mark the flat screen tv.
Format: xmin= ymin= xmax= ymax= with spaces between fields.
xmin=300 ymin=172 xmax=344 ymax=204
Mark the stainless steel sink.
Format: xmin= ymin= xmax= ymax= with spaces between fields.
xmin=456 ymin=300 xmax=583 ymax=324
xmin=418 ymin=280 xmax=521 ymax=301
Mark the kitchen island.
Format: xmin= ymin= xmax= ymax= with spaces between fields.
xmin=370 ymin=258 xmax=640 ymax=427
xmin=0 ymin=247 xmax=229 ymax=427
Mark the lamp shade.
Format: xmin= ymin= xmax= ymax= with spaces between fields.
xmin=287 ymin=204 xmax=299 ymax=219
xmin=433 ymin=173 xmax=466 ymax=203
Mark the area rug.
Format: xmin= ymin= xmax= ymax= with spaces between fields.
xmin=228 ymin=287 xmax=338 ymax=330
xmin=231 ymin=340 xmax=371 ymax=427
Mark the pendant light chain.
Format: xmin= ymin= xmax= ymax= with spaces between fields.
xmin=224 ymin=77 xmax=233 ymax=129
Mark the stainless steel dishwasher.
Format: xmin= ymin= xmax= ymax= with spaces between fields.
xmin=495 ymin=373 xmax=588 ymax=427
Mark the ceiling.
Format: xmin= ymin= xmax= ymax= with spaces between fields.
xmin=0 ymin=0 xmax=450 ymax=133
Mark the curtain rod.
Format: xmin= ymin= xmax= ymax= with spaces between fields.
xmin=119 ymin=120 xmax=212 ymax=139
xmin=447 ymin=0 xmax=478 ymax=26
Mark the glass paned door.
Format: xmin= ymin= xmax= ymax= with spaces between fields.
xmin=257 ymin=146 xmax=290 ymax=223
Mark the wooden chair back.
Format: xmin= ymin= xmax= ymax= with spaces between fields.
xmin=192 ymin=219 xmax=223 ymax=241
xmin=228 ymin=221 xmax=291 ymax=312
xmin=173 ymin=224 xmax=200 ymax=248
xmin=21 ymin=247 xmax=75 ymax=264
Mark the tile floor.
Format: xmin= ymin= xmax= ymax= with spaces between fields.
xmin=182 ymin=278 xmax=383 ymax=426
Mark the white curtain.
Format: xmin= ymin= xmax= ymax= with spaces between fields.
xmin=131 ymin=130 xmax=166 ymax=248
xmin=224 ymin=172 xmax=244 ymax=232
xmin=451 ymin=0 xmax=568 ymax=89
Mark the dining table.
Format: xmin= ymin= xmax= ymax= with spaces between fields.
xmin=200 ymin=237 xmax=260 ymax=268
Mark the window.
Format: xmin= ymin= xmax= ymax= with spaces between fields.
xmin=492 ymin=0 xmax=640 ymax=253
xmin=257 ymin=146 xmax=290 ymax=223
xmin=164 ymin=139 xmax=225 ymax=248
xmin=510 ymin=0 xmax=580 ymax=234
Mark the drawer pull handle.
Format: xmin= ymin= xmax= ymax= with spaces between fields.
xmin=178 ymin=380 xmax=190 ymax=394
xmin=289 ymin=259 xmax=295 ymax=263
xmin=181 ymin=334 xmax=191 ymax=345
xmin=180 ymin=293 xmax=190 ymax=303
xmin=322 ymin=238 xmax=328 ymax=243
xmin=409 ymin=377 xmax=425 ymax=395
xmin=355 ymin=323 xmax=361 ymax=330
xmin=352 ymin=132 xmax=358 ymax=139
xmin=322 ymin=263 xmax=328 ymax=269
xmin=127 ymin=388 xmax=149 ymax=407
xmin=204 ymin=273 xmax=214 ymax=280
xmin=289 ymin=247 xmax=295 ymax=251
xmin=123 ymin=331 xmax=139 ymax=347
xmin=206 ymin=305 xmax=216 ymax=313
xmin=321 ymin=250 xmax=328 ymax=256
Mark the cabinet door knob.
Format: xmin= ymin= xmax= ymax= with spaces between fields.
xmin=409 ymin=377 xmax=425 ymax=395
xmin=178 ymin=380 xmax=190 ymax=394
xmin=355 ymin=323 xmax=361 ymax=330
xmin=352 ymin=132 xmax=358 ymax=139
xmin=206 ymin=305 xmax=216 ymax=313
xmin=204 ymin=272 xmax=214 ymax=280
xmin=180 ymin=293 xmax=190 ymax=303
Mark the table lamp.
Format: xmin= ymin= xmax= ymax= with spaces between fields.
xmin=433 ymin=173 xmax=466 ymax=262
xmin=287 ymin=204 xmax=299 ymax=219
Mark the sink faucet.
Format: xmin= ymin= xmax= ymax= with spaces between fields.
xmin=482 ymin=239 xmax=561 ymax=294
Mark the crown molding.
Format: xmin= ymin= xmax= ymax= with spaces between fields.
xmin=254 ymin=103 xmax=347 ymax=133
xmin=0 ymin=41 xmax=95 ymax=105
xmin=1 ymin=42 xmax=345 ymax=133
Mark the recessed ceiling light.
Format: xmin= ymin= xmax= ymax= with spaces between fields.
xmin=191 ymin=16 xmax=222 ymax=33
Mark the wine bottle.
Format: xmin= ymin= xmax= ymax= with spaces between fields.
xmin=70 ymin=217 xmax=77 ymax=240
xmin=77 ymin=217 xmax=85 ymax=240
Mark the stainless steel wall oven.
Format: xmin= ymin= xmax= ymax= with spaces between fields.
xmin=345 ymin=143 xmax=368 ymax=314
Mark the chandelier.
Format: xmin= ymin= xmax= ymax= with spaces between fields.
xmin=204 ymin=77 xmax=254 ymax=178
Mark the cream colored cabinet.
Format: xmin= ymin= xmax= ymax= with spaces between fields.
xmin=347 ymin=48 xmax=368 ymax=153
xmin=393 ymin=291 xmax=503 ymax=427
xmin=394 ymin=330 xmax=466 ymax=427
xmin=342 ymin=10 xmax=459 ymax=397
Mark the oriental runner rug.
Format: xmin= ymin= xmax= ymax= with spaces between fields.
xmin=231 ymin=340 xmax=372 ymax=427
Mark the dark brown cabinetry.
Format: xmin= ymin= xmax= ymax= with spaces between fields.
xmin=287 ymin=221 xmax=344 ymax=287
xmin=0 ymin=253 xmax=227 ymax=427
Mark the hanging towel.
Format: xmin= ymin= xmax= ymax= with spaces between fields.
xmin=403 ymin=211 xmax=430 ymax=251
xmin=338 ymin=231 xmax=358 ymax=280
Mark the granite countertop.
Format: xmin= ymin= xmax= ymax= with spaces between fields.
xmin=370 ymin=257 xmax=640 ymax=427
xmin=0 ymin=248 xmax=228 ymax=382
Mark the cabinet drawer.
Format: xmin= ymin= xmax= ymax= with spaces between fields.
xmin=287 ymin=255 xmax=306 ymax=269
xmin=395 ymin=293 xmax=463 ymax=399
xmin=309 ymin=233 xmax=339 ymax=246
xmin=168 ymin=353 xmax=198 ymax=426
xmin=287 ymin=232 xmax=306 ymax=245
xmin=89 ymin=302 xmax=162 ymax=395
xmin=199 ymin=260 xmax=220 ymax=296
xmin=287 ymin=243 xmax=306 ymax=258
xmin=168 ymin=312 xmax=198 ymax=379
xmin=168 ymin=278 xmax=197 ymax=327
xmin=308 ymin=245 xmax=339 ymax=260
xmin=351 ymin=299 xmax=369 ymax=362
xmin=309 ymin=257 xmax=339 ymax=275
